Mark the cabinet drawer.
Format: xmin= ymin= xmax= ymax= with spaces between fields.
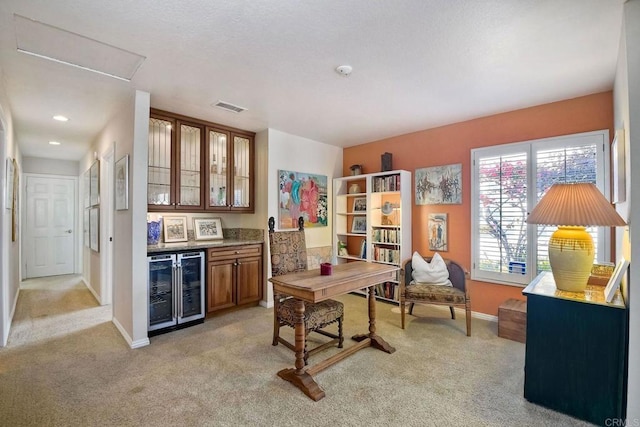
xmin=208 ymin=244 xmax=262 ymax=260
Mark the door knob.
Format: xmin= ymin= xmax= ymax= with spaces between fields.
xmin=66 ymin=229 xmax=72 ymax=234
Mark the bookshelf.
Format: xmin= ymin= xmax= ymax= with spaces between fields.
xmin=333 ymin=170 xmax=412 ymax=304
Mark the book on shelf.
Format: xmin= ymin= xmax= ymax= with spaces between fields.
xmin=359 ymin=239 xmax=367 ymax=259
xmin=372 ymin=174 xmax=401 ymax=192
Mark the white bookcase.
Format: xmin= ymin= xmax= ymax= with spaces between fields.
xmin=333 ymin=170 xmax=412 ymax=304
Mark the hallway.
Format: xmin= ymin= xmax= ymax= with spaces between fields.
xmin=6 ymin=274 xmax=111 ymax=348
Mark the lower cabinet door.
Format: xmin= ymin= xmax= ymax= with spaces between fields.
xmin=207 ymin=259 xmax=235 ymax=312
xmin=236 ymin=255 xmax=262 ymax=305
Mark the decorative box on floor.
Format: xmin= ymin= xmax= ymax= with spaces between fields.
xmin=498 ymin=298 xmax=526 ymax=343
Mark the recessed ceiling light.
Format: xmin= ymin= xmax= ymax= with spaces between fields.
xmin=53 ymin=115 xmax=68 ymax=122
xmin=49 ymin=141 xmax=61 ymax=145
xmin=335 ymin=65 xmax=353 ymax=77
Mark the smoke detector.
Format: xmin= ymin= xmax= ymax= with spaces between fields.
xmin=335 ymin=65 xmax=352 ymax=77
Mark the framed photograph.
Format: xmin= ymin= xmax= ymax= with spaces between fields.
xmin=115 ymin=155 xmax=129 ymax=210
xmin=604 ymin=258 xmax=629 ymax=303
xmin=351 ymin=216 xmax=367 ymax=234
xmin=83 ymin=208 xmax=90 ymax=248
xmin=352 ymin=197 xmax=367 ymax=212
xmin=415 ymin=163 xmax=462 ymax=205
xmin=163 ymin=216 xmax=188 ymax=243
xmin=83 ymin=169 xmax=91 ymax=208
xmin=90 ymin=160 xmax=100 ymax=206
xmin=89 ymin=207 xmax=99 ymax=252
xmin=193 ymin=217 xmax=223 ymax=240
xmin=428 ymin=213 xmax=448 ymax=251
xmin=612 ymin=130 xmax=626 ymax=204
xmin=5 ymin=157 xmax=14 ymax=211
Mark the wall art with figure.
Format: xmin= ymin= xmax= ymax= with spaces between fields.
xmin=428 ymin=213 xmax=448 ymax=251
xmin=415 ymin=163 xmax=462 ymax=205
xmin=278 ymin=169 xmax=328 ymax=229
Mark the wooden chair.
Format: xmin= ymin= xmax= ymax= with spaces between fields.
xmin=268 ymin=217 xmax=344 ymax=363
xmin=400 ymin=256 xmax=471 ymax=336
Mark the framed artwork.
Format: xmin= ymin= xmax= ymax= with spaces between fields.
xmin=83 ymin=208 xmax=90 ymax=248
xmin=90 ymin=207 xmax=99 ymax=252
xmin=11 ymin=159 xmax=18 ymax=242
xmin=83 ymin=169 xmax=91 ymax=208
xmin=278 ymin=169 xmax=328 ymax=229
xmin=163 ymin=216 xmax=188 ymax=243
xmin=604 ymin=258 xmax=629 ymax=303
xmin=428 ymin=213 xmax=448 ymax=251
xmin=90 ymin=160 xmax=100 ymax=206
xmin=115 ymin=155 xmax=129 ymax=210
xmin=351 ymin=216 xmax=367 ymax=234
xmin=352 ymin=197 xmax=367 ymax=212
xmin=415 ymin=163 xmax=462 ymax=205
xmin=193 ymin=217 xmax=223 ymax=240
xmin=5 ymin=157 xmax=14 ymax=210
xmin=612 ymin=130 xmax=625 ymax=204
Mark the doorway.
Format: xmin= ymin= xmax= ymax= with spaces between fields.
xmin=23 ymin=174 xmax=77 ymax=278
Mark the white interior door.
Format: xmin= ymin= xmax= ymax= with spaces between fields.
xmin=25 ymin=175 xmax=76 ymax=278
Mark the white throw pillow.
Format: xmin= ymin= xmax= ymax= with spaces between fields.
xmin=411 ymin=252 xmax=452 ymax=286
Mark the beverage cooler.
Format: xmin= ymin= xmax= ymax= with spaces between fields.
xmin=147 ymin=251 xmax=205 ymax=335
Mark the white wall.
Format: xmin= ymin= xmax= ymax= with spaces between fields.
xmin=615 ymin=0 xmax=640 ymax=422
xmin=0 ymin=69 xmax=22 ymax=347
xmin=23 ymin=157 xmax=78 ymax=176
xmin=264 ymin=128 xmax=343 ymax=304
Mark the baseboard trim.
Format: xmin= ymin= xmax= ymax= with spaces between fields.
xmin=81 ymin=277 xmax=102 ymax=305
xmin=472 ymin=311 xmax=498 ymax=322
xmin=259 ymin=300 xmax=273 ymax=309
xmin=112 ymin=317 xmax=149 ymax=349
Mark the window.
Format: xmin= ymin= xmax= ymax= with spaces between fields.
xmin=471 ymin=130 xmax=609 ymax=286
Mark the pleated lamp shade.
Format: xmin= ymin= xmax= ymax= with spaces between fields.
xmin=527 ymin=183 xmax=626 ymax=292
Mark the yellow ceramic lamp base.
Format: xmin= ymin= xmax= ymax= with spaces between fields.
xmin=548 ymin=226 xmax=594 ymax=292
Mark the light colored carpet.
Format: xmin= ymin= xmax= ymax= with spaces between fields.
xmin=0 ymin=274 xmax=591 ymax=426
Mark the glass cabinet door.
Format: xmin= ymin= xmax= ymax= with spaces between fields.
xmin=178 ymin=123 xmax=202 ymax=209
xmin=178 ymin=252 xmax=204 ymax=322
xmin=208 ymin=130 xmax=229 ymax=208
xmin=148 ymin=117 xmax=174 ymax=207
xmin=232 ymin=135 xmax=251 ymax=208
xmin=148 ymin=255 xmax=175 ymax=331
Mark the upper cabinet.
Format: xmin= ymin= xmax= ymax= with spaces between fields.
xmin=148 ymin=109 xmax=255 ymax=213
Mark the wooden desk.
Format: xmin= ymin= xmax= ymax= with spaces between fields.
xmin=269 ymin=261 xmax=398 ymax=401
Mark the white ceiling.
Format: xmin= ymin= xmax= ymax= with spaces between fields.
xmin=0 ymin=0 xmax=626 ymax=161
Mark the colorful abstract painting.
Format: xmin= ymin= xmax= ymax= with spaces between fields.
xmin=415 ymin=163 xmax=462 ymax=205
xmin=278 ymin=170 xmax=328 ymax=229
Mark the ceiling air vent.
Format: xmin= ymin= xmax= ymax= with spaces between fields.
xmin=212 ymin=101 xmax=247 ymax=113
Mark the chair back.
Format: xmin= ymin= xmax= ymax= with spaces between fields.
xmin=268 ymin=216 xmax=308 ymax=277
xmin=403 ymin=256 xmax=466 ymax=292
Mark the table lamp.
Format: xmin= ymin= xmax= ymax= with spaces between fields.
xmin=526 ymin=183 xmax=626 ymax=292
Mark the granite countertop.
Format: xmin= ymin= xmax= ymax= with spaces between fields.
xmin=147 ymin=238 xmax=263 ymax=254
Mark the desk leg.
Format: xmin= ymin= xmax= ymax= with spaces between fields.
xmin=277 ymin=299 xmax=325 ymax=401
xmin=352 ymin=286 xmax=396 ymax=354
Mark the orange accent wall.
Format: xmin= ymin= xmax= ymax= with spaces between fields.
xmin=343 ymin=91 xmax=614 ymax=315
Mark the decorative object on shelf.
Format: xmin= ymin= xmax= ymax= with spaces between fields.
xmin=612 ymin=130 xmax=626 ymax=204
xmin=359 ymin=239 xmax=367 ymax=259
xmin=352 ymin=197 xmax=367 ymax=212
xmin=351 ymin=216 xmax=367 ymax=234
xmin=604 ymin=258 xmax=629 ymax=303
xmin=381 ymin=201 xmax=398 ymax=225
xmin=147 ymin=218 xmax=162 ymax=245
xmin=115 ymin=154 xmax=129 ymax=210
xmin=320 ymin=263 xmax=333 ymax=275
xmin=348 ymin=183 xmax=361 ymax=194
xmin=415 ymin=163 xmax=462 ymax=205
xmin=163 ymin=216 xmax=188 ymax=243
xmin=278 ymin=169 xmax=328 ymax=229
xmin=193 ymin=217 xmax=223 ymax=240
xmin=90 ymin=159 xmax=100 ymax=206
xmin=381 ymin=152 xmax=393 ymax=172
xmin=428 ymin=213 xmax=448 ymax=251
xmin=337 ymin=240 xmax=348 ymax=256
xmin=526 ymin=183 xmax=627 ymax=292
xmin=350 ymin=164 xmax=363 ymax=176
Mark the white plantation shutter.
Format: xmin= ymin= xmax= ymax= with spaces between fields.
xmin=472 ymin=131 xmax=608 ymax=286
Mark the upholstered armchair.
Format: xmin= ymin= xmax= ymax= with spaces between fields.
xmin=268 ymin=217 xmax=344 ymax=363
xmin=400 ymin=255 xmax=471 ymax=336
